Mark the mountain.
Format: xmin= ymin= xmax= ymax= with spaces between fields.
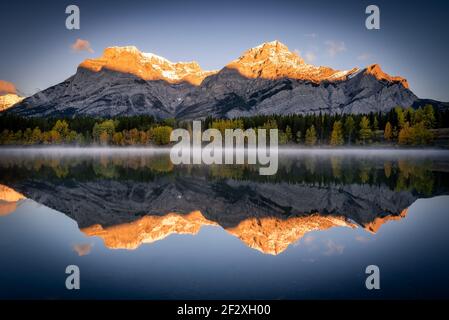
xmin=0 ymin=93 xmax=24 ymax=112
xmin=5 ymin=41 xmax=435 ymax=119
xmin=81 ymin=211 xmax=358 ymax=254
xmin=0 ymin=178 xmax=413 ymax=255
xmin=0 ymin=184 xmax=24 ymax=217
xmin=226 ymin=41 xmax=360 ymax=83
xmin=80 ymin=46 xmax=217 ymax=85
xmin=0 ymin=153 xmax=446 ymax=255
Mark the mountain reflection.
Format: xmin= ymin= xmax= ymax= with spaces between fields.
xmin=0 ymin=184 xmax=24 ymax=216
xmin=0 ymin=151 xmax=447 ymax=254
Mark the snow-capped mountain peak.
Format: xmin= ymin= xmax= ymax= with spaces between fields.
xmin=227 ymin=40 xmax=359 ymax=82
xmin=80 ymin=46 xmax=217 ymax=85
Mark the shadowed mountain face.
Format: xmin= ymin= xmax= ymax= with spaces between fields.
xmin=1 ymin=151 xmax=447 ymax=254
xmin=175 ymin=66 xmax=417 ymax=119
xmin=6 ymin=41 xmax=432 ymax=119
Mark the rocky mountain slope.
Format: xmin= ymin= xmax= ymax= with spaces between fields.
xmin=6 ymin=41 xmax=432 ymax=119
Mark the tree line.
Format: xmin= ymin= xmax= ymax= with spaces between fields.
xmin=0 ymin=104 xmax=447 ymax=146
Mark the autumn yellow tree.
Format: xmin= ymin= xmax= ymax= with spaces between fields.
xmin=53 ymin=120 xmax=70 ymax=139
xmin=398 ymin=122 xmax=413 ymax=145
xmin=412 ymin=121 xmax=434 ymax=144
xmin=330 ymin=120 xmax=344 ymax=146
xmin=359 ymin=116 xmax=372 ymax=144
xmin=92 ymin=120 xmax=116 ymax=144
xmin=211 ymin=119 xmax=244 ymax=135
xmin=384 ymin=122 xmax=393 ymax=142
xmin=305 ymin=125 xmax=317 ymax=146
xmin=99 ymin=131 xmax=110 ymax=145
xmin=112 ymin=132 xmax=124 ymax=145
xmin=151 ymin=126 xmax=173 ymax=145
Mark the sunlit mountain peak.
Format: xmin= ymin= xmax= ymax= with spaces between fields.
xmin=227 ymin=40 xmax=359 ymax=82
xmin=79 ymin=46 xmax=218 ymax=85
xmin=364 ymin=64 xmax=409 ymax=89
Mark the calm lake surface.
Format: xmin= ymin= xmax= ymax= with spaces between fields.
xmin=0 ymin=148 xmax=449 ymax=299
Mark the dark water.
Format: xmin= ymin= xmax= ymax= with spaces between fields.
xmin=0 ymin=148 xmax=449 ymax=299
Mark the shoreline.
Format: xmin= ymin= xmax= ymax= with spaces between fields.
xmin=0 ymin=145 xmax=448 ymax=155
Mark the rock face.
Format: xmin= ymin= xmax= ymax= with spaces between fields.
xmin=6 ymin=68 xmax=195 ymax=119
xmin=176 ymin=65 xmax=416 ymax=119
xmin=0 ymin=94 xmax=24 ymax=112
xmin=6 ymin=41 xmax=425 ymax=119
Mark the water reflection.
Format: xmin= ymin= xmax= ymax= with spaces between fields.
xmin=0 ymin=149 xmax=448 ymax=255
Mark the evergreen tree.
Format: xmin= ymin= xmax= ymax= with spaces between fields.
xmin=373 ymin=116 xmax=379 ymax=131
xmin=344 ymin=116 xmax=355 ymax=145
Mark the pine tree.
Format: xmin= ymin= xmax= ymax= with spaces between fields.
xmin=373 ymin=116 xmax=379 ymax=131
xmin=344 ymin=116 xmax=355 ymax=145
xmin=285 ymin=125 xmax=292 ymax=142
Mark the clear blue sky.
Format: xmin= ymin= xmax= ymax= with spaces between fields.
xmin=1 ymin=0 xmax=448 ymax=101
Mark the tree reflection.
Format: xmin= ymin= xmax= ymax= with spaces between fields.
xmin=0 ymin=153 xmax=445 ymax=197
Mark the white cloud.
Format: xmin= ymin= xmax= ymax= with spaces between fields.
xmin=71 ymin=38 xmax=94 ymax=54
xmin=0 ymin=80 xmax=17 ymax=95
xmin=325 ymin=40 xmax=346 ymax=57
xmin=323 ymin=239 xmax=344 ymax=255
xmin=357 ymin=53 xmax=373 ymax=61
xmin=303 ymin=235 xmax=315 ymax=245
xmin=294 ymin=49 xmax=316 ymax=63
xmin=304 ymin=51 xmax=317 ymax=63
xmin=304 ymin=33 xmax=318 ymax=38
xmin=355 ymin=235 xmax=371 ymax=243
xmin=73 ymin=243 xmax=93 ymax=256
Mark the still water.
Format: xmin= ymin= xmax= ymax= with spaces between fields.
xmin=0 ymin=148 xmax=448 ymax=299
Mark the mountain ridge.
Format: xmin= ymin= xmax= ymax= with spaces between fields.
xmin=5 ymin=40 xmax=442 ymax=119
xmin=0 ymin=181 xmax=413 ymax=255
xmin=80 ymin=46 xmax=218 ymax=85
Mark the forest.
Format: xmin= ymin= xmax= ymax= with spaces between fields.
xmin=0 ymin=104 xmax=447 ymax=146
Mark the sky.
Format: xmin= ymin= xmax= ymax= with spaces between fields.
xmin=1 ymin=0 xmax=448 ymax=101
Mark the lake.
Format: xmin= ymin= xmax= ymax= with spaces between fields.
xmin=0 ymin=148 xmax=448 ymax=299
